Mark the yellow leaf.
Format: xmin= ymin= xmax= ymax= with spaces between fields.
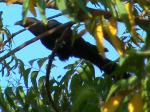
xmin=132 ymin=30 xmax=145 ymax=42
xmin=125 ymin=3 xmax=135 ymax=25
xmin=103 ymin=95 xmax=124 ymax=112
xmin=128 ymin=93 xmax=144 ymax=112
xmin=95 ymin=23 xmax=105 ymax=55
xmin=7 ymin=0 xmax=18 ymax=5
xmin=108 ymin=19 xmax=117 ymax=36
xmin=29 ymin=0 xmax=37 ymax=17
xmin=46 ymin=1 xmax=55 ymax=7
xmin=125 ymin=3 xmax=144 ymax=44
xmin=0 ymin=37 xmax=3 ymax=50
xmin=108 ymin=18 xmax=124 ymax=55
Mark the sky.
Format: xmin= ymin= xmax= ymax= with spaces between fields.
xmin=0 ymin=2 xmax=121 ymax=88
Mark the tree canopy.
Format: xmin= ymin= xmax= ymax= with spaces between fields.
xmin=0 ymin=0 xmax=150 ymax=112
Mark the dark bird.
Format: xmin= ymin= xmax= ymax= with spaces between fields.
xmin=15 ymin=18 xmax=122 ymax=76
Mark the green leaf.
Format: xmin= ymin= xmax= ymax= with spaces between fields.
xmin=142 ymin=76 xmax=150 ymax=112
xmin=78 ymin=62 xmax=95 ymax=81
xmin=145 ymin=27 xmax=150 ymax=49
xmin=70 ymin=74 xmax=82 ymax=101
xmin=0 ymin=87 xmax=13 ymax=112
xmin=29 ymin=58 xmax=38 ymax=66
xmin=106 ymin=76 xmax=138 ymax=101
xmin=38 ymin=76 xmax=45 ymax=90
xmin=31 ymin=71 xmax=38 ymax=90
xmin=115 ymin=0 xmax=130 ymax=30
xmin=26 ymin=87 xmax=40 ymax=111
xmin=0 ymin=11 xmax=3 ymax=29
xmin=18 ymin=59 xmax=25 ymax=73
xmin=23 ymin=0 xmax=30 ymax=23
xmin=16 ymin=86 xmax=25 ymax=107
xmin=23 ymin=68 xmax=31 ymax=88
xmin=76 ymin=0 xmax=92 ymax=18
xmin=56 ymin=0 xmax=67 ymax=12
xmin=36 ymin=0 xmax=47 ymax=24
xmin=71 ymin=86 xmax=98 ymax=112
xmin=53 ymin=86 xmax=61 ymax=104
xmin=5 ymin=87 xmax=16 ymax=110
xmin=103 ymin=0 xmax=117 ymax=17
xmin=37 ymin=57 xmax=47 ymax=69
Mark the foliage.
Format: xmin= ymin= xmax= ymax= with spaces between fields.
xmin=0 ymin=0 xmax=150 ymax=112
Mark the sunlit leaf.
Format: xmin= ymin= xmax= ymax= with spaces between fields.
xmin=107 ymin=18 xmax=125 ymax=55
xmin=103 ymin=95 xmax=124 ymax=112
xmin=29 ymin=0 xmax=37 ymax=17
xmin=6 ymin=0 xmax=18 ymax=5
xmin=115 ymin=0 xmax=131 ymax=32
xmin=125 ymin=2 xmax=144 ymax=45
xmin=78 ymin=62 xmax=95 ymax=81
xmin=125 ymin=3 xmax=134 ymax=25
xmin=0 ymin=36 xmax=4 ymax=49
xmin=128 ymin=93 xmax=144 ymax=112
xmin=95 ymin=23 xmax=105 ymax=55
xmin=56 ymin=0 xmax=67 ymax=12
xmin=23 ymin=0 xmax=30 ymax=24
xmin=36 ymin=0 xmax=47 ymax=24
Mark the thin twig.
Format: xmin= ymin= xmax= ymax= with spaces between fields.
xmin=47 ymin=13 xmax=63 ymax=20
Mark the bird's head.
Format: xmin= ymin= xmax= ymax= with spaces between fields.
xmin=15 ymin=17 xmax=50 ymax=36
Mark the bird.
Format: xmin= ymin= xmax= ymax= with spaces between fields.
xmin=15 ymin=17 xmax=125 ymax=77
